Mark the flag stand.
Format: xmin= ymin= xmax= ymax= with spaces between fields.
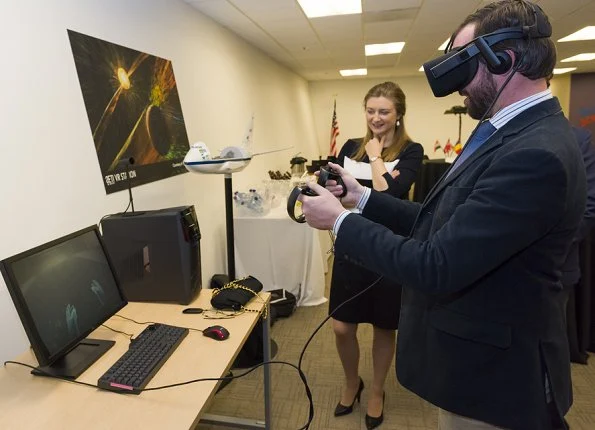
xmin=444 ymin=105 xmax=468 ymax=144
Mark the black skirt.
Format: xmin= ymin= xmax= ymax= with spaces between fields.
xmin=329 ymin=257 xmax=401 ymax=330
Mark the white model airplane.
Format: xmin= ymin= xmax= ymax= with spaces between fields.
xmin=184 ymin=115 xmax=290 ymax=174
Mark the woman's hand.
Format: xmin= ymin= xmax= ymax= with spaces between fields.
xmin=365 ymin=135 xmax=384 ymax=160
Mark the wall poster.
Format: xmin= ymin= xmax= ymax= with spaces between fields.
xmin=68 ymin=30 xmax=189 ymax=194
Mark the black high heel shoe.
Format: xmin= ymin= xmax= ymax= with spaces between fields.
xmin=365 ymin=392 xmax=385 ymax=429
xmin=334 ymin=378 xmax=364 ymax=417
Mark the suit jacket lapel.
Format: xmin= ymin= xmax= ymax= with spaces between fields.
xmin=422 ymin=131 xmax=504 ymax=205
xmin=420 ymin=98 xmax=563 ymax=209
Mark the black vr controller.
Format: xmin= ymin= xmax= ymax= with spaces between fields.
xmin=287 ymin=165 xmax=347 ymax=223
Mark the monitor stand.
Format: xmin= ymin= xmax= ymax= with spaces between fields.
xmin=31 ymin=338 xmax=115 ymax=379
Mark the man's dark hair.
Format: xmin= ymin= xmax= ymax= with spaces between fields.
xmin=456 ymin=0 xmax=556 ymax=79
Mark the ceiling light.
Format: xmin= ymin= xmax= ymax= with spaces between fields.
xmin=365 ymin=42 xmax=405 ymax=56
xmin=553 ymin=67 xmax=577 ymax=75
xmin=340 ymin=68 xmax=367 ymax=77
xmin=438 ymin=38 xmax=450 ymax=51
xmin=297 ymin=0 xmax=361 ymax=18
xmin=558 ymin=26 xmax=595 ymax=42
xmin=561 ymin=53 xmax=595 ymax=62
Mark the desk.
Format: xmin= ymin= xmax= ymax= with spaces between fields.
xmin=234 ymin=204 xmax=328 ymax=307
xmin=0 ymin=290 xmax=271 ymax=429
xmin=412 ymin=159 xmax=451 ymax=202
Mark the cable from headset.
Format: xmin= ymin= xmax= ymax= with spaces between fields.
xmin=114 ymin=277 xmax=384 ymax=429
xmin=294 ymin=274 xmax=384 ymax=430
xmin=4 ymin=275 xmax=385 ymax=430
xmin=2 ymin=358 xmax=304 ymax=390
xmin=460 ymin=48 xmax=528 ymax=155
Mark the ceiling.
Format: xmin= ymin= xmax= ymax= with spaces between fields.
xmin=183 ymin=0 xmax=595 ymax=81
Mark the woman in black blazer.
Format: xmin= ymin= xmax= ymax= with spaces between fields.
xmin=330 ymin=81 xmax=423 ymax=429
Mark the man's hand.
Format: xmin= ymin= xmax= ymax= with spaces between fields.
xmin=297 ymin=182 xmax=347 ymax=230
xmin=324 ymin=162 xmax=365 ymax=207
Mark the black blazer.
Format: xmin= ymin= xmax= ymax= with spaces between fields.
xmin=334 ymin=98 xmax=586 ymax=429
xmin=561 ymin=126 xmax=595 ymax=286
xmin=337 ymin=138 xmax=424 ymax=199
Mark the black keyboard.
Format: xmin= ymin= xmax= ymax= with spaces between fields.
xmin=98 ymin=323 xmax=189 ymax=394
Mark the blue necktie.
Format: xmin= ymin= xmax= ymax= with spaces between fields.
xmin=447 ymin=120 xmax=496 ymax=177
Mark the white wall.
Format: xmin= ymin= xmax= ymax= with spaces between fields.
xmin=309 ymin=75 xmax=572 ymax=159
xmin=0 ymin=0 xmax=318 ymax=361
xmin=309 ymin=77 xmax=474 ymax=160
xmin=0 ymin=1 xmax=574 ymax=363
xmin=550 ymin=74 xmax=571 ymax=115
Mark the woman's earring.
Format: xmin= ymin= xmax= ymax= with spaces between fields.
xmin=396 ymin=120 xmax=400 ymax=127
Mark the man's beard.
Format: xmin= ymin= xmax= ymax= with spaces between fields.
xmin=465 ymin=70 xmax=498 ymax=120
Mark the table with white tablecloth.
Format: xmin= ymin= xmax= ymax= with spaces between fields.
xmin=233 ymin=204 xmax=329 ymax=307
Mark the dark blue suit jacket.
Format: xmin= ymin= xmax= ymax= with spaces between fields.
xmin=561 ymin=126 xmax=595 ymax=285
xmin=335 ymin=98 xmax=586 ymax=429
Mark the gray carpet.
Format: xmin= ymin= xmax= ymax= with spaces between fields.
xmin=197 ymin=270 xmax=595 ymax=429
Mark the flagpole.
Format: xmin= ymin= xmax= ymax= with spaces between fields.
xmin=458 ymin=113 xmax=463 ymax=144
xmin=330 ymin=99 xmax=339 ymax=158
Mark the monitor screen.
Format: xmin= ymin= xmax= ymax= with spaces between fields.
xmin=0 ymin=225 xmax=127 ymax=377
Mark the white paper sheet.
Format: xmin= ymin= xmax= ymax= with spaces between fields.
xmin=343 ymin=156 xmax=399 ymax=181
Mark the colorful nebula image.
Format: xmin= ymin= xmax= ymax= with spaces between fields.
xmin=68 ymin=30 xmax=189 ymax=194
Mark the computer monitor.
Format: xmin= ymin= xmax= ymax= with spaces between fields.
xmin=0 ymin=225 xmax=127 ymax=379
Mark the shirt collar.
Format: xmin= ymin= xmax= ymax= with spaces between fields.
xmin=489 ymin=89 xmax=553 ymax=130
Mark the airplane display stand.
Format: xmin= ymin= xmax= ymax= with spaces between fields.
xmin=184 ymin=139 xmax=291 ymax=280
xmin=184 ymin=144 xmax=252 ymax=280
xmin=184 ymin=145 xmax=280 ymax=369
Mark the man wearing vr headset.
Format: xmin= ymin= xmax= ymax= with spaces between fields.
xmin=299 ymin=0 xmax=586 ymax=429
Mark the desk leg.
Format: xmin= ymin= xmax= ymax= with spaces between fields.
xmin=263 ymin=303 xmax=272 ymax=430
xmin=199 ymin=308 xmax=272 ymax=430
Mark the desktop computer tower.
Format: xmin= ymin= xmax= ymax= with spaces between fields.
xmin=101 ymin=206 xmax=201 ymax=305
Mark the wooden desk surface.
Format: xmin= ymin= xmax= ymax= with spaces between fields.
xmin=0 ymin=289 xmax=269 ymax=429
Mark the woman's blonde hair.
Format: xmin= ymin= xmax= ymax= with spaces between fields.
xmin=352 ymin=81 xmax=411 ymax=162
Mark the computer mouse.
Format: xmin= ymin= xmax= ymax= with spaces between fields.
xmin=203 ymin=325 xmax=230 ymax=341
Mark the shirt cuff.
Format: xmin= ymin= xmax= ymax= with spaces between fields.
xmin=356 ymin=187 xmax=371 ymax=211
xmin=333 ymin=210 xmax=351 ymax=235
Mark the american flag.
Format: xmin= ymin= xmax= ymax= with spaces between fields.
xmin=329 ymin=100 xmax=340 ymax=157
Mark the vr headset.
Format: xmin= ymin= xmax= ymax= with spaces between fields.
xmin=422 ymin=3 xmax=551 ymax=97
